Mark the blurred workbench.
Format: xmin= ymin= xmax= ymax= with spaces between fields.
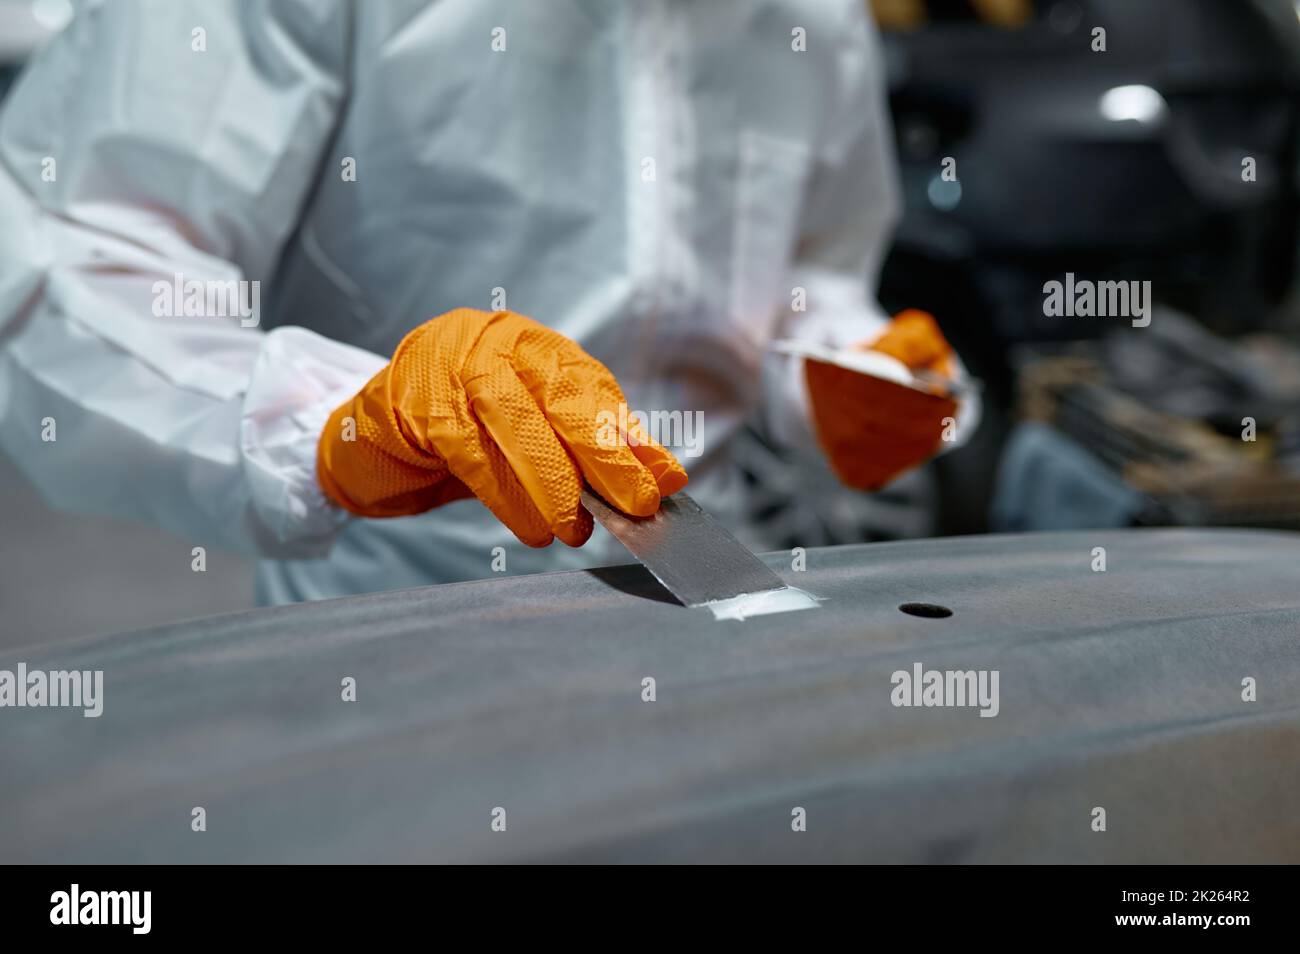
xmin=1 ymin=528 xmax=1297 ymax=863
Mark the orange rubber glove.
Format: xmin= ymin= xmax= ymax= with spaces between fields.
xmin=317 ymin=308 xmax=688 ymax=547
xmin=805 ymin=309 xmax=959 ymax=491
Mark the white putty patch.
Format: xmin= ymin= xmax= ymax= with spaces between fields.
xmin=701 ymin=586 xmax=822 ymax=622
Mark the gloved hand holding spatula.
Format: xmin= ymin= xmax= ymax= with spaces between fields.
xmin=316 ymin=308 xmax=688 ymax=548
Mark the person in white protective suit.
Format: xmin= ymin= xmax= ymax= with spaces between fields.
xmin=0 ymin=0 xmax=975 ymax=604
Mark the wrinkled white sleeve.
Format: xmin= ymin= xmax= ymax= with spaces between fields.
xmin=0 ymin=0 xmax=384 ymax=557
xmin=763 ymin=4 xmax=978 ymax=452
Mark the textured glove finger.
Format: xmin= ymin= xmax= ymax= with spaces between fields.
xmin=513 ymin=335 xmax=676 ymax=517
xmin=624 ymin=413 xmax=690 ymax=498
xmin=466 ymin=364 xmax=592 ymax=548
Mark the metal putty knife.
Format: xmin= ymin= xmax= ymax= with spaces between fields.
xmin=581 ymin=489 xmax=796 ymax=610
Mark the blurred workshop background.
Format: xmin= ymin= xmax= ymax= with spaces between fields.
xmin=2 ymin=0 xmax=1299 ymax=647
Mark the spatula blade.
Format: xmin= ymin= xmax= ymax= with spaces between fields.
xmin=581 ymin=490 xmax=790 ymax=609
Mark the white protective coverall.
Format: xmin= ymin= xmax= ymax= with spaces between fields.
xmin=0 ymin=0 xmax=932 ymax=603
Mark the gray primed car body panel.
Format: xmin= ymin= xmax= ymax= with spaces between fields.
xmin=1 ymin=528 xmax=1297 ymax=863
